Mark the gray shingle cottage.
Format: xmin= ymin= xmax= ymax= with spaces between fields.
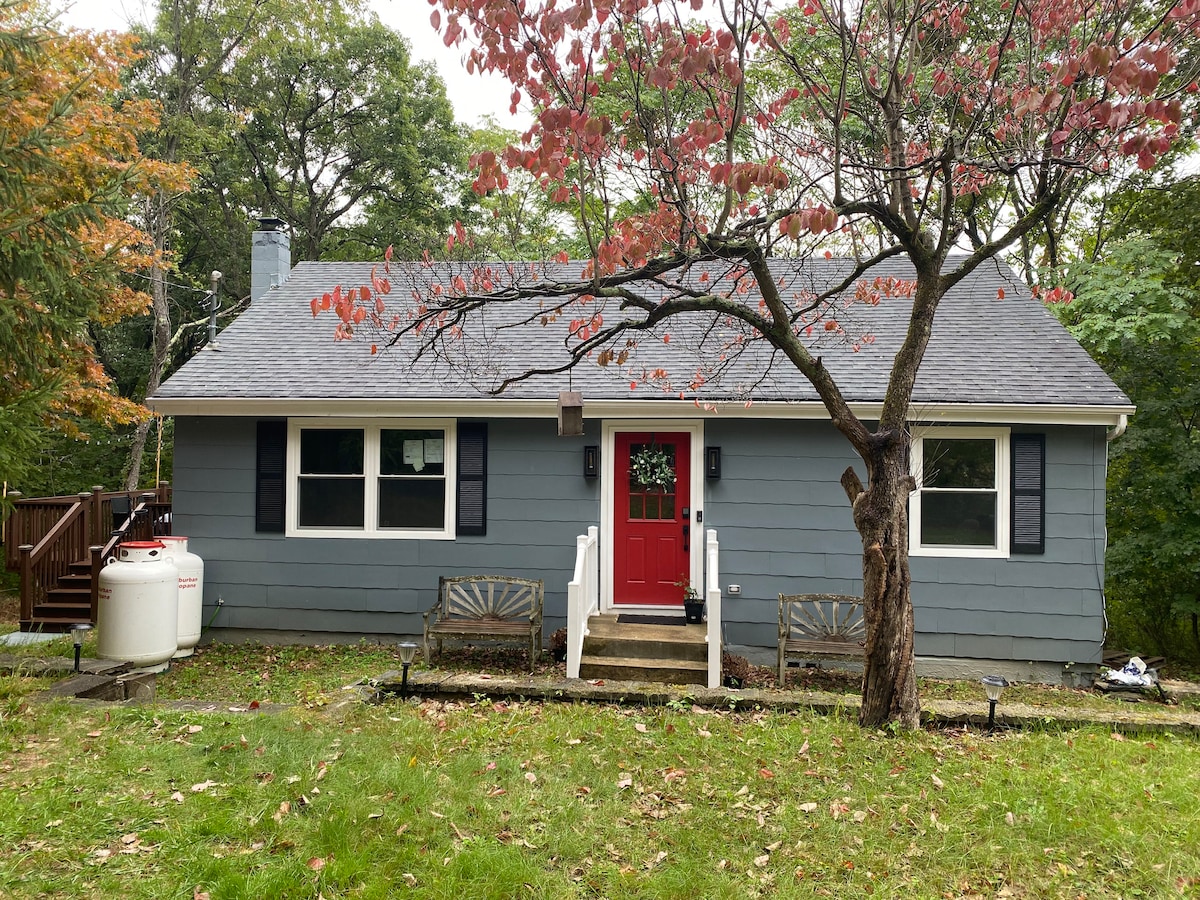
xmin=149 ymin=225 xmax=1131 ymax=685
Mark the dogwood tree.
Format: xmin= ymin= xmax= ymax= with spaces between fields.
xmin=321 ymin=0 xmax=1198 ymax=727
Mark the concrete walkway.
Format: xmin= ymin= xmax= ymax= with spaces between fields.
xmin=6 ymin=653 xmax=1199 ymax=735
xmin=370 ymin=669 xmax=1200 ymax=736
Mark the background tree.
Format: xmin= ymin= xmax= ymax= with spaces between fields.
xmin=323 ymin=0 xmax=1198 ymax=727
xmin=98 ymin=0 xmax=468 ymax=490
xmin=0 ymin=1 xmax=188 ymax=498
xmin=207 ymin=0 xmax=467 ymax=262
xmin=1053 ymin=176 xmax=1200 ymax=663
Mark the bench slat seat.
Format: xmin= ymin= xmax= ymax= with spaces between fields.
xmin=778 ymin=593 xmax=866 ymax=685
xmin=424 ymin=575 xmax=544 ymax=672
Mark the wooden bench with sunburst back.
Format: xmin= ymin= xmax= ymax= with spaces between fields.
xmin=423 ymin=575 xmax=545 ymax=672
xmin=777 ymin=593 xmax=867 ymax=685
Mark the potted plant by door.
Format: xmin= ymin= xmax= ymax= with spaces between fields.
xmin=677 ymin=576 xmax=704 ymax=624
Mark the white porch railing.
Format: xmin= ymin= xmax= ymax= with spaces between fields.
xmin=566 ymin=525 xmax=599 ymax=679
xmin=705 ymin=528 xmax=722 ymax=689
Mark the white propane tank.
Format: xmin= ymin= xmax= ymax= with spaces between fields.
xmin=96 ymin=541 xmax=179 ymax=672
xmin=158 ymin=536 xmax=204 ymax=658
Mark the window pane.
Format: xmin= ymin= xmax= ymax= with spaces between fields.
xmin=298 ymin=478 xmax=365 ymax=527
xmin=380 ymin=429 xmax=445 ymax=476
xmin=920 ymin=492 xmax=996 ymax=546
xmin=300 ymin=429 xmax=363 ymax=475
xmin=660 ymin=494 xmax=675 ymax=520
xmin=629 ymin=495 xmax=644 ymax=519
xmin=922 ymin=438 xmax=995 ymax=489
xmin=379 ymin=479 xmax=445 ymax=529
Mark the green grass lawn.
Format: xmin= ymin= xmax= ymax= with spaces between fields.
xmin=2 ymin=682 xmax=1200 ymax=899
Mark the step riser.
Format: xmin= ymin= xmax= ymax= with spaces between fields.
xmin=579 ymin=662 xmax=707 ymax=685
xmin=33 ymin=607 xmax=93 ymax=619
xmin=583 ymin=635 xmax=706 ymax=663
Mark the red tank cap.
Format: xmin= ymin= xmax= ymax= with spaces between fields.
xmin=122 ymin=541 xmax=166 ymax=549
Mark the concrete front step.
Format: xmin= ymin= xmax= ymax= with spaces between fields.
xmin=579 ymin=654 xmax=708 ymax=686
xmin=579 ymin=614 xmax=710 ymax=686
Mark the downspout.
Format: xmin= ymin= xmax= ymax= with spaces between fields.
xmin=1097 ymin=412 xmax=1128 ymax=667
xmin=1106 ymin=413 xmax=1128 ymax=443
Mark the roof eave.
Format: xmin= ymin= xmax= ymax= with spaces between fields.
xmin=146 ymin=395 xmax=1135 ymax=427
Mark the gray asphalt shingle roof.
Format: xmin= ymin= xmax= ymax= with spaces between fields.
xmin=151 ymin=256 xmax=1130 ymax=410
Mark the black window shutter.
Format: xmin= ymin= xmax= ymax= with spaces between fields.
xmin=256 ymin=420 xmax=287 ymax=533
xmin=456 ymin=422 xmax=488 ymax=536
xmin=1011 ymin=433 xmax=1045 ymax=554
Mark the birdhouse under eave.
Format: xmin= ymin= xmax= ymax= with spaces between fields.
xmin=558 ymin=391 xmax=584 ymax=436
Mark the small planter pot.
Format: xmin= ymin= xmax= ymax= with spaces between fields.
xmin=684 ymin=600 xmax=705 ymax=624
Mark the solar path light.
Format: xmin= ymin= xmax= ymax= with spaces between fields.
xmin=70 ymin=623 xmax=93 ymax=673
xmin=398 ymin=642 xmax=419 ymax=699
xmin=980 ymin=674 xmax=1009 ymax=730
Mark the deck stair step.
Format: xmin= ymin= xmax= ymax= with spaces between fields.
xmin=579 ymin=614 xmax=708 ymax=686
xmin=20 ymin=560 xmax=98 ymax=632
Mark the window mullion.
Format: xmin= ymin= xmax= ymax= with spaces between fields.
xmin=365 ymin=424 xmax=381 ymax=535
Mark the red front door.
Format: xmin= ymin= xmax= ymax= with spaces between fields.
xmin=613 ymin=432 xmax=691 ymax=606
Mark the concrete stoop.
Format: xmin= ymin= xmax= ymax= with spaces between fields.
xmin=578 ymin=614 xmax=709 ymax=686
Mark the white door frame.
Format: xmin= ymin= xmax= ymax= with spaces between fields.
xmin=600 ymin=419 xmax=704 ymax=613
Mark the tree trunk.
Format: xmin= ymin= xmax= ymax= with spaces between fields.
xmin=842 ymin=436 xmax=920 ymax=730
xmin=125 ymin=195 xmax=172 ymax=491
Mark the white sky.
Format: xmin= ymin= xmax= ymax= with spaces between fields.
xmin=53 ymin=0 xmax=527 ymax=131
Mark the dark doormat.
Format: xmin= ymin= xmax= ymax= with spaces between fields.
xmin=617 ymin=614 xmax=687 ymax=626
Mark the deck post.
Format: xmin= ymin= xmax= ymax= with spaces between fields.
xmin=18 ymin=544 xmax=33 ymax=627
xmin=89 ymin=486 xmax=105 ymax=546
xmin=89 ymin=545 xmax=104 ymax=624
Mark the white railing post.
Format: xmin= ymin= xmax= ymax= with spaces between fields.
xmin=566 ymin=525 xmax=599 ymax=679
xmin=705 ymin=528 xmax=721 ymax=689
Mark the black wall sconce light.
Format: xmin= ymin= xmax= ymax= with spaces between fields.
xmin=583 ymin=445 xmax=599 ymax=478
xmin=705 ymin=446 xmax=722 ymax=479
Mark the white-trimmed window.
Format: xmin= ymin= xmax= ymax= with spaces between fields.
xmin=910 ymin=427 xmax=1009 ymax=557
xmin=286 ymin=418 xmax=456 ymax=539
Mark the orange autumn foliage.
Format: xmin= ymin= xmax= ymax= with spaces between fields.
xmin=0 ymin=3 xmax=192 ymax=439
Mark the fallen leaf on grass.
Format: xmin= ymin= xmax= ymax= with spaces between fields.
xmin=798 ymin=803 xmax=819 ymax=814
xmin=273 ymin=801 xmax=290 ymax=823
xmin=401 ymin=873 xmax=417 ymax=887
xmin=194 ymin=889 xmax=211 ymax=900
xmin=697 ymin=729 xmax=712 ymax=738
xmin=754 ymin=854 xmax=770 ymax=868
xmin=191 ymin=780 xmax=219 ymax=793
xmin=86 ymin=731 xmax=103 ymax=738
xmin=367 ymin=812 xmax=383 ymax=819
xmin=1005 ymin=812 xmax=1015 ymax=826
xmin=930 ymin=774 xmax=945 ymax=790
xmin=45 ymin=820 xmax=63 ymax=828
xmin=635 ymin=723 xmax=648 ymax=733
xmin=524 ymin=772 xmax=537 ymax=784
xmin=617 ymin=774 xmax=633 ymax=789
xmin=307 ymin=857 xmax=325 ymax=871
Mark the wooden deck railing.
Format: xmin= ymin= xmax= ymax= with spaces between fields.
xmin=3 ymin=483 xmax=172 ymax=629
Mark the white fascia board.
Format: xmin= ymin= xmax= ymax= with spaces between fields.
xmin=147 ymin=395 xmax=1134 ymax=427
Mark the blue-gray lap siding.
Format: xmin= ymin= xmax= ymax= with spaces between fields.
xmin=172 ymin=416 xmax=600 ymax=636
xmin=173 ymin=415 xmax=1107 ymax=664
xmin=704 ymin=420 xmax=1107 ymax=665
